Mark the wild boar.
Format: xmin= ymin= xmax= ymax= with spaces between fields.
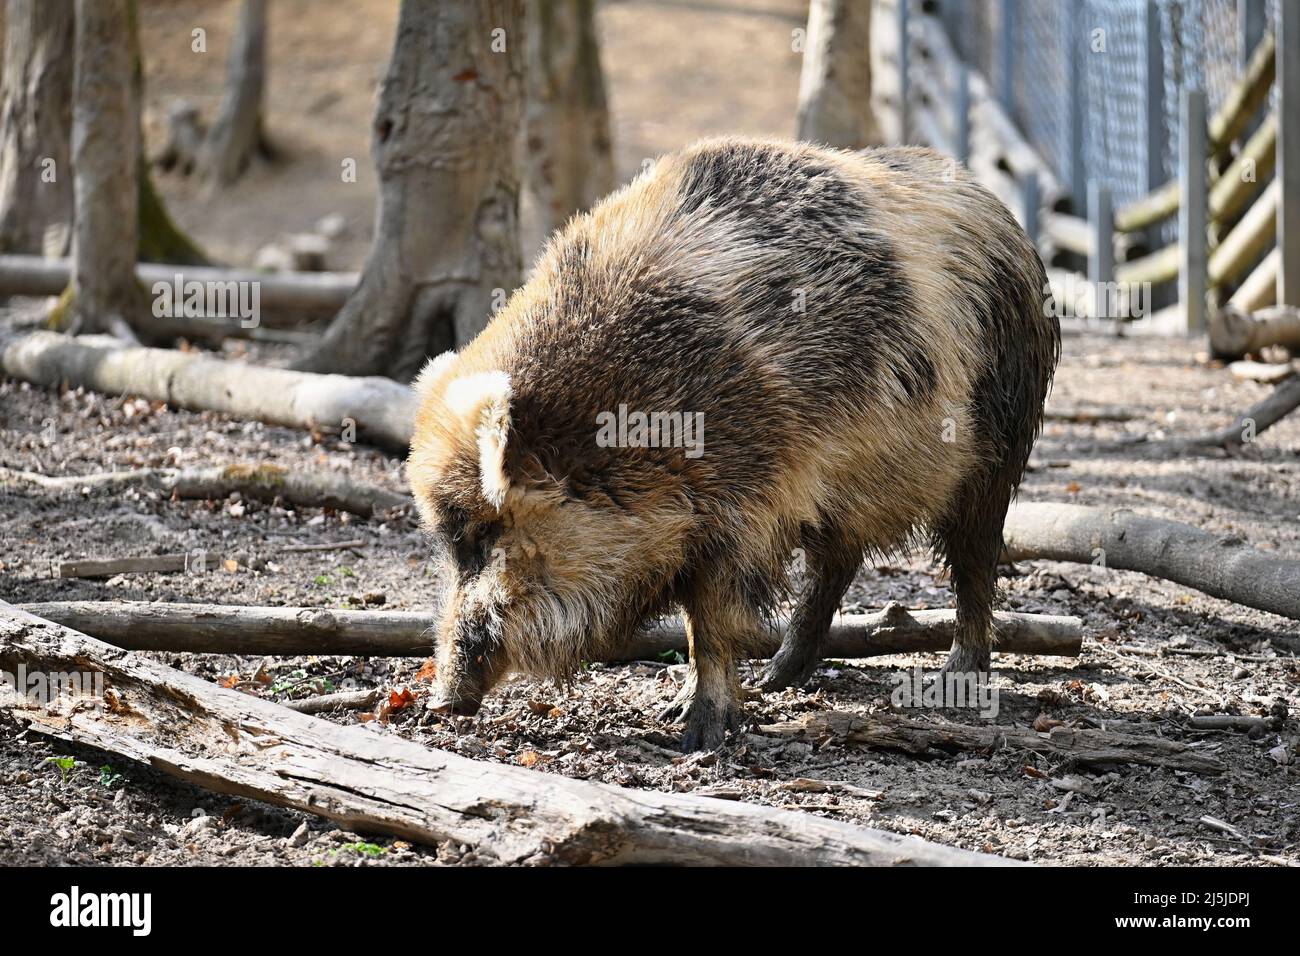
xmin=407 ymin=137 xmax=1060 ymax=751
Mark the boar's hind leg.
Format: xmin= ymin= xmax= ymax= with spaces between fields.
xmin=936 ymin=474 xmax=1013 ymax=678
xmin=756 ymin=530 xmax=860 ymax=691
xmin=662 ymin=583 xmax=751 ymax=752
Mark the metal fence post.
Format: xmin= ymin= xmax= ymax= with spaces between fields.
xmin=898 ymin=0 xmax=911 ymax=145
xmin=1279 ymin=0 xmax=1300 ymax=307
xmin=1067 ymin=5 xmax=1087 ymax=214
xmin=956 ymin=63 xmax=971 ymax=164
xmin=998 ymin=0 xmax=1017 ymax=114
xmin=1238 ymin=0 xmax=1266 ymax=70
xmin=1089 ymin=182 xmax=1114 ymax=321
xmin=1144 ymin=0 xmax=1167 ymax=196
xmin=1179 ymin=88 xmax=1208 ymax=334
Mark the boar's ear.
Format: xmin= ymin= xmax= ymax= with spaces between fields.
xmin=411 ymin=351 xmax=459 ymax=399
xmin=444 ymin=370 xmax=513 ymax=510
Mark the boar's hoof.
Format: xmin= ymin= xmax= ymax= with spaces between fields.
xmin=660 ymin=681 xmax=702 ymax=723
xmin=753 ymin=646 xmax=821 ymax=692
xmin=937 ymin=645 xmax=992 ymax=679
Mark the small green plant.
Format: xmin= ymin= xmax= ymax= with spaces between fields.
xmin=336 ymin=841 xmax=387 ymax=859
xmin=45 ymin=756 xmax=77 ymax=783
xmin=656 ymin=649 xmax=686 ymax=665
xmin=338 ymin=566 xmax=356 ymax=578
xmin=271 ymin=668 xmax=309 ymax=695
xmin=98 ymin=765 xmax=124 ymax=789
xmin=313 ymin=573 xmax=334 ymax=587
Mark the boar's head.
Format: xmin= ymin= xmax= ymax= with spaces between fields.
xmin=406 ymin=352 xmax=690 ymax=717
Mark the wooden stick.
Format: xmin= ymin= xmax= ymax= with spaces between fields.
xmin=284 ymin=688 xmax=381 ymax=714
xmin=0 ymin=330 xmax=415 ymax=450
xmin=279 ymin=539 xmax=368 ymax=553
xmin=1 ymin=463 xmax=409 ymax=517
xmin=15 ymin=600 xmax=1083 ymax=660
xmin=55 ymin=554 xmax=216 ymax=579
xmin=1186 ymin=714 xmax=1281 ymax=732
xmin=1003 ymin=502 xmax=1300 ymax=621
xmin=761 ymin=710 xmax=1226 ymax=774
xmin=0 ymin=602 xmax=1016 ymax=866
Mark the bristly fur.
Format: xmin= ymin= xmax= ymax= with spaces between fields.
xmin=407 ymin=137 xmax=1060 ymax=743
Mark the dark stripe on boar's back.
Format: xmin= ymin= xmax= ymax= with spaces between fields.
xmin=508 ymin=276 xmax=787 ymax=507
xmin=676 ymin=142 xmax=933 ymax=405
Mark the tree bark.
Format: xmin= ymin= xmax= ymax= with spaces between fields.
xmin=13 ymin=600 xmax=1082 ymax=660
xmin=0 ymin=602 xmax=1016 ymax=866
xmin=201 ymin=0 xmax=268 ymax=187
xmin=521 ymin=0 xmax=614 ymax=257
xmin=795 ymin=0 xmax=881 ymax=149
xmin=64 ymin=0 xmax=145 ymax=337
xmin=295 ymin=0 xmax=526 ymax=381
xmin=1003 ymin=502 xmax=1300 ymax=621
xmin=0 ymin=0 xmax=74 ymax=256
xmin=0 ymin=329 xmax=414 ymax=449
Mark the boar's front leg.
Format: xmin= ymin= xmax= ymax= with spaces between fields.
xmin=659 ymin=580 xmax=751 ymax=752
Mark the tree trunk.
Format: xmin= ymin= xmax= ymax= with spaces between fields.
xmin=795 ymin=0 xmax=881 ymax=150
xmin=201 ymin=0 xmax=268 ymax=187
xmin=295 ymin=0 xmax=526 ymax=382
xmin=138 ymin=160 xmax=210 ymax=265
xmin=521 ymin=0 xmax=614 ymax=258
xmin=0 ymin=0 xmax=74 ymax=256
xmin=63 ymin=0 xmax=144 ymax=337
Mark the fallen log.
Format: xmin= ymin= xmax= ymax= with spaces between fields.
xmin=15 ymin=600 xmax=1083 ymax=660
xmin=1210 ymin=303 xmax=1300 ymax=360
xmin=1003 ymin=502 xmax=1300 ymax=621
xmin=0 ymin=602 xmax=1015 ymax=866
xmin=0 ymin=330 xmax=414 ymax=450
xmin=0 ymin=254 xmax=356 ymax=313
xmin=1 ymin=462 xmax=410 ymax=518
xmin=760 ymin=710 xmax=1225 ymax=773
xmin=1174 ymin=373 xmax=1300 ymax=452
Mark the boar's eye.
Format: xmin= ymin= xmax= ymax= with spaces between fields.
xmin=449 ymin=517 xmax=502 ymax=578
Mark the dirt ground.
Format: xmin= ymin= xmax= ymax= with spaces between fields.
xmin=1 ymin=0 xmax=1298 ymax=867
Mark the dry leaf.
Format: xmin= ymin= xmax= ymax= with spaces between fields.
xmin=1065 ymin=481 xmax=1082 ymax=494
xmin=526 ymin=699 xmax=555 ymax=715
xmin=517 ymin=750 xmax=542 ymax=768
xmin=218 ymin=674 xmax=240 ymax=689
xmin=223 ymin=559 xmax=239 ymax=573
xmin=1023 ymin=765 xmax=1049 ymax=779
xmin=1032 ymin=714 xmax=1065 ymax=733
xmin=415 ymin=659 xmax=438 ymax=682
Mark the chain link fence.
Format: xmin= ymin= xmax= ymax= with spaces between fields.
xmin=934 ymin=0 xmax=1277 ymax=213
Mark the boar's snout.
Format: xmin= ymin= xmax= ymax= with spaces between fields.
xmin=427 ymin=695 xmax=483 ymax=717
